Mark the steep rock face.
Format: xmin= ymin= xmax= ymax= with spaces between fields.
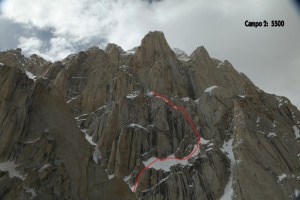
xmin=133 ymin=31 xmax=188 ymax=96
xmin=0 ymin=65 xmax=136 ymax=200
xmin=0 ymin=31 xmax=299 ymax=200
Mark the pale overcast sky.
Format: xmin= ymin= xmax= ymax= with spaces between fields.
xmin=0 ymin=0 xmax=299 ymax=108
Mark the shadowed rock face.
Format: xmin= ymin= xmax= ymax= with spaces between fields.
xmin=0 ymin=65 xmax=137 ymax=200
xmin=0 ymin=31 xmax=300 ymax=200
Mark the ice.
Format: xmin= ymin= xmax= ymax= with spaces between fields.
xmin=128 ymin=123 xmax=149 ymax=133
xmin=0 ymin=161 xmax=25 ymax=180
xmin=126 ymin=91 xmax=140 ymax=99
xmin=220 ymin=138 xmax=235 ymax=200
xmin=277 ymin=174 xmax=287 ymax=182
xmin=293 ymin=125 xmax=300 ymax=140
xmin=204 ymin=86 xmax=218 ymax=96
xmin=25 ymin=70 xmax=37 ymax=80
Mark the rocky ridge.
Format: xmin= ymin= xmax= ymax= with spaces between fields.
xmin=0 ymin=31 xmax=299 ymax=200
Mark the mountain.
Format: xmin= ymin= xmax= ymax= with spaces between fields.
xmin=0 ymin=31 xmax=299 ymax=200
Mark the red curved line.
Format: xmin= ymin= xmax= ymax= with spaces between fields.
xmin=133 ymin=91 xmax=202 ymax=192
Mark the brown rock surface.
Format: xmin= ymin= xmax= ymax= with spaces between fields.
xmin=0 ymin=31 xmax=299 ymax=200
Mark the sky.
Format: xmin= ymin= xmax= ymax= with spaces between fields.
xmin=0 ymin=0 xmax=299 ymax=108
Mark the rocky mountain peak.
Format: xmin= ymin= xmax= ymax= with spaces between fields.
xmin=134 ymin=31 xmax=177 ymax=68
xmin=0 ymin=31 xmax=299 ymax=200
xmin=105 ymin=43 xmax=125 ymax=54
xmin=190 ymin=45 xmax=213 ymax=66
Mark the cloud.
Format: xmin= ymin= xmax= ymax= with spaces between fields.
xmin=17 ymin=36 xmax=43 ymax=54
xmin=0 ymin=0 xmax=299 ymax=108
xmin=1 ymin=0 xmax=118 ymax=60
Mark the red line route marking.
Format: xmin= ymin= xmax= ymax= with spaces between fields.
xmin=133 ymin=91 xmax=202 ymax=192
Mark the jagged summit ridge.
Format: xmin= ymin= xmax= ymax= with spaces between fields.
xmin=133 ymin=31 xmax=178 ymax=67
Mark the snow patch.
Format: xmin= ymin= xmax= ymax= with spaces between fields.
xmin=126 ymin=91 xmax=140 ymax=99
xmin=277 ymin=174 xmax=287 ymax=182
xmin=67 ymin=95 xmax=80 ymax=104
xmin=23 ymin=137 xmax=40 ymax=144
xmin=25 ymin=70 xmax=37 ymax=80
xmin=181 ymin=97 xmax=190 ymax=102
xmin=81 ymin=129 xmax=96 ymax=145
xmin=293 ymin=125 xmax=300 ymax=140
xmin=217 ymin=61 xmax=224 ymax=68
xmin=123 ymin=175 xmax=131 ymax=182
xmin=268 ymin=132 xmax=276 ymax=138
xmin=220 ymin=138 xmax=235 ymax=200
xmin=173 ymin=48 xmax=190 ymax=61
xmin=0 ymin=63 xmax=4 ymax=66
xmin=93 ymin=147 xmax=102 ymax=164
xmin=201 ymin=138 xmax=211 ymax=145
xmin=39 ymin=163 xmax=52 ymax=172
xmin=128 ymin=123 xmax=149 ymax=133
xmin=146 ymin=91 xmax=154 ymax=97
xmin=238 ymin=95 xmax=246 ymax=98
xmin=256 ymin=117 xmax=260 ymax=123
xmin=273 ymin=120 xmax=277 ymax=128
xmin=256 ymin=117 xmax=260 ymax=127
xmin=96 ymin=105 xmax=107 ymax=111
xmin=25 ymin=187 xmax=37 ymax=199
xmin=204 ymin=86 xmax=218 ymax=96
xmin=0 ymin=161 xmax=25 ymax=180
xmin=108 ymin=174 xmax=115 ymax=180
xmin=122 ymin=175 xmax=134 ymax=192
xmin=143 ymin=138 xmax=201 ymax=172
xmin=71 ymin=76 xmax=87 ymax=79
xmin=118 ymin=65 xmax=129 ymax=69
xmin=205 ymin=147 xmax=214 ymax=152
xmin=143 ymin=155 xmax=190 ymax=172
xmin=295 ymin=189 xmax=300 ymax=198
